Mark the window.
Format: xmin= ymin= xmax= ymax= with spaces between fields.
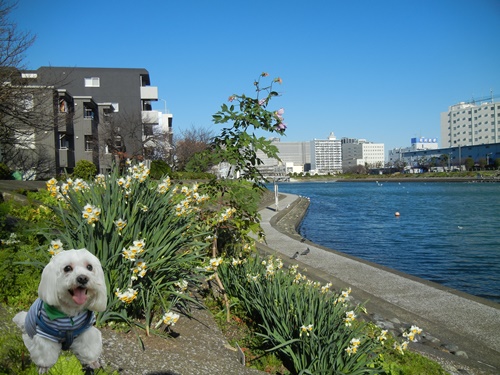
xmin=84 ymin=105 xmax=94 ymax=119
xmin=15 ymin=131 xmax=35 ymax=149
xmin=143 ymin=124 xmax=154 ymax=136
xmin=17 ymin=93 xmax=34 ymax=112
xmin=59 ymin=133 xmax=69 ymax=149
xmin=85 ymin=135 xmax=93 ymax=151
xmin=84 ymin=77 xmax=100 ymax=87
xmin=59 ymin=99 xmax=68 ymax=113
xmin=114 ymin=136 xmax=123 ymax=149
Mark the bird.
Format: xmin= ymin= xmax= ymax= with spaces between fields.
xmin=290 ymin=251 xmax=299 ymax=259
xmin=301 ymin=247 xmax=310 ymax=256
xmin=300 ymin=237 xmax=306 ymax=243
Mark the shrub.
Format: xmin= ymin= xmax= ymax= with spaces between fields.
xmin=0 ymin=235 xmax=42 ymax=308
xmin=199 ymin=179 xmax=263 ymax=257
xmin=170 ymin=171 xmax=214 ymax=180
xmin=218 ymin=255 xmax=384 ymax=374
xmin=43 ymin=161 xmax=210 ymax=333
xmin=0 ymin=162 xmax=12 ymax=180
xmin=149 ymin=160 xmax=171 ymax=180
xmin=72 ymin=160 xmax=97 ymax=180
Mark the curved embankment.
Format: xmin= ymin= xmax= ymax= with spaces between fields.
xmin=256 ymin=193 xmax=500 ymax=375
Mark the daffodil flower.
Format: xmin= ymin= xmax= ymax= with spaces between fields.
xmin=115 ymin=288 xmax=138 ymax=304
xmin=299 ymin=324 xmax=313 ymax=337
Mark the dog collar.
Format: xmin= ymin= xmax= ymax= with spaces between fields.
xmin=43 ymin=302 xmax=69 ymax=321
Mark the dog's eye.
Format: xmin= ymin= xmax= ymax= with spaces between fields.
xmin=87 ymin=264 xmax=93 ymax=271
xmin=64 ymin=265 xmax=73 ymax=272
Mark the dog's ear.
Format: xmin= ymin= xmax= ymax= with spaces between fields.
xmin=81 ymin=249 xmax=108 ymax=312
xmin=90 ymin=260 xmax=108 ymax=312
xmin=38 ymin=258 xmax=60 ymax=307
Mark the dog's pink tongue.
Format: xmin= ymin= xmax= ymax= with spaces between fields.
xmin=72 ymin=288 xmax=88 ymax=305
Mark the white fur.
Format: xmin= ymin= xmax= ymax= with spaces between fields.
xmin=13 ymin=248 xmax=107 ymax=374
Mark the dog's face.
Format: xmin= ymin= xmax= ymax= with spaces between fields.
xmin=38 ymin=248 xmax=107 ymax=316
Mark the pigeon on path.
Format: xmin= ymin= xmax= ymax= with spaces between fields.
xmin=290 ymin=251 xmax=299 ymax=259
xmin=301 ymin=247 xmax=310 ymax=256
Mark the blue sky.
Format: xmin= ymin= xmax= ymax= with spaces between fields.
xmin=13 ymin=0 xmax=500 ymax=155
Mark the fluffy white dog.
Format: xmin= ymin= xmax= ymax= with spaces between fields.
xmin=13 ymin=248 xmax=107 ymax=374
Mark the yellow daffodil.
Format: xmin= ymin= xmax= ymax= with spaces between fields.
xmin=115 ymin=288 xmax=138 ymax=304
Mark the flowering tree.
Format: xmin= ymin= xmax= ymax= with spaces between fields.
xmin=190 ymin=73 xmax=288 ymax=320
xmin=211 ymin=72 xmax=286 ymax=184
xmin=202 ymin=73 xmax=287 ymax=255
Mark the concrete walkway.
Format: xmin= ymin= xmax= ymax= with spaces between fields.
xmin=257 ymin=193 xmax=500 ymax=375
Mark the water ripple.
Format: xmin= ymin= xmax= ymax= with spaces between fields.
xmin=273 ymin=181 xmax=500 ymax=303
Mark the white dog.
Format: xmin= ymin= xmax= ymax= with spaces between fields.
xmin=13 ymin=248 xmax=107 ymax=374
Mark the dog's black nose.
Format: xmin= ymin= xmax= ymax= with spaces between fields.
xmin=77 ymin=275 xmax=89 ymax=285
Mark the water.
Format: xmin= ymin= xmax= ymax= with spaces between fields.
xmin=271 ymin=181 xmax=500 ymax=303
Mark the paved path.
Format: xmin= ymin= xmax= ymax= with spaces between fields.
xmin=257 ymin=193 xmax=500 ymax=375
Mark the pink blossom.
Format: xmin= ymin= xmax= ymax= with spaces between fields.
xmin=259 ymin=98 xmax=267 ymax=106
xmin=276 ymin=123 xmax=287 ymax=131
xmin=274 ymin=77 xmax=283 ymax=84
xmin=261 ymin=72 xmax=269 ymax=77
xmin=275 ymin=108 xmax=285 ymax=119
xmin=228 ymin=95 xmax=235 ymax=102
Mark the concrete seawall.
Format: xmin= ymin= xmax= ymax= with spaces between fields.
xmin=256 ymin=193 xmax=500 ymax=375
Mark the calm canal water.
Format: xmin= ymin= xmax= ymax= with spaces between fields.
xmin=272 ymin=181 xmax=500 ymax=303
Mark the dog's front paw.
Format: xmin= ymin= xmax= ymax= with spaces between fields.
xmin=82 ymin=361 xmax=100 ymax=375
xmin=37 ymin=366 xmax=51 ymax=374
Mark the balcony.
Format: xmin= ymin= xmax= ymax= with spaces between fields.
xmin=58 ymin=148 xmax=75 ymax=168
xmin=142 ymin=110 xmax=159 ymax=125
xmin=140 ymin=86 xmax=158 ymax=100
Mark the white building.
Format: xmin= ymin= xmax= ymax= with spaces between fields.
xmin=388 ymin=137 xmax=438 ymax=167
xmin=256 ymin=138 xmax=310 ymax=174
xmin=310 ymin=132 xmax=342 ymax=174
xmin=341 ymin=138 xmax=385 ymax=171
xmin=441 ymin=100 xmax=500 ymax=148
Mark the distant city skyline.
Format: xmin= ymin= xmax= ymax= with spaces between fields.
xmin=13 ymin=1 xmax=500 ymax=154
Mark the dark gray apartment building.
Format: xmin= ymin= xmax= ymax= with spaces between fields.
xmin=11 ymin=66 xmax=170 ymax=178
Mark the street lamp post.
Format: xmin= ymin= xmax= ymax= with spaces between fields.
xmin=486 ymin=153 xmax=492 ymax=168
xmin=159 ymin=98 xmax=168 ymax=114
xmin=458 ymin=145 xmax=461 ymax=171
